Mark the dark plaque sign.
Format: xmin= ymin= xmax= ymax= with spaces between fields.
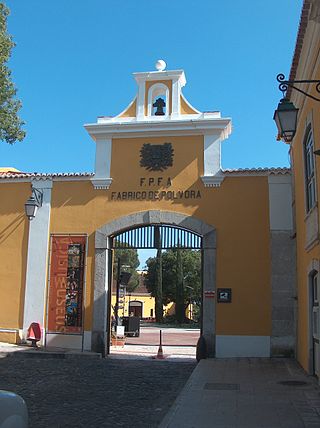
xmin=217 ymin=288 xmax=232 ymax=303
xmin=140 ymin=143 xmax=174 ymax=172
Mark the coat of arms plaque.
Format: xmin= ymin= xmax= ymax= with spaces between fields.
xmin=140 ymin=143 xmax=174 ymax=172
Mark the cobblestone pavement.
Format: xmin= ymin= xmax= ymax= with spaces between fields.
xmin=0 ymin=356 xmax=196 ymax=428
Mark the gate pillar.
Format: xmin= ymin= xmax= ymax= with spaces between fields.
xmin=202 ymin=231 xmax=216 ymax=357
xmin=92 ymin=232 xmax=111 ymax=355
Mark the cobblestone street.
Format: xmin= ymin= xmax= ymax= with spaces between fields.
xmin=0 ymin=355 xmax=196 ymax=427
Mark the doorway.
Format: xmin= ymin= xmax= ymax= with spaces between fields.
xmin=129 ymin=301 xmax=143 ymax=318
xmin=93 ymin=211 xmax=216 ymax=357
xmin=311 ymin=271 xmax=320 ymax=376
xmin=110 ymin=224 xmax=202 ymax=359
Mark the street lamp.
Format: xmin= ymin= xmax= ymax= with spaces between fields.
xmin=115 ymin=260 xmax=131 ymax=326
xmin=24 ymin=188 xmax=43 ymax=221
xmin=273 ymin=98 xmax=298 ymax=143
xmin=273 ymin=73 xmax=320 ymax=143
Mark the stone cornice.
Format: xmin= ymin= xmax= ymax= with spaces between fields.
xmin=85 ymin=117 xmax=232 ymax=140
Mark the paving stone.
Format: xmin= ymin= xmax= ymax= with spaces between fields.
xmin=0 ymin=356 xmax=195 ymax=427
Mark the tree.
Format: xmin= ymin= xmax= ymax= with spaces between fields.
xmin=175 ymin=248 xmax=184 ymax=323
xmin=113 ymin=247 xmax=140 ymax=292
xmin=0 ymin=3 xmax=25 ymax=144
xmin=154 ymin=248 xmax=163 ymax=323
xmin=145 ymin=249 xmax=201 ymax=323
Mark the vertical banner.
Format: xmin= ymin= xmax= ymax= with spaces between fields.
xmin=47 ymin=236 xmax=86 ymax=334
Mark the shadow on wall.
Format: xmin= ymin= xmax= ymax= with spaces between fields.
xmin=0 ymin=214 xmax=25 ymax=244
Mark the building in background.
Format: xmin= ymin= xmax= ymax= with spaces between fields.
xmin=111 ymin=270 xmax=156 ymax=320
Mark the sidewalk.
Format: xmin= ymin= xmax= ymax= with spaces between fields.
xmin=3 ymin=342 xmax=320 ymax=427
xmin=0 ymin=342 xmax=101 ymax=359
xmin=159 ymin=358 xmax=320 ymax=428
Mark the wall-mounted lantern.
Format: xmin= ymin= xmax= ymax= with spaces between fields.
xmin=24 ymin=188 xmax=43 ymax=221
xmin=273 ymin=73 xmax=320 ymax=144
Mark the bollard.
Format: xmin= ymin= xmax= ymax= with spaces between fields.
xmin=26 ymin=322 xmax=41 ymax=347
xmin=152 ymin=330 xmax=166 ymax=359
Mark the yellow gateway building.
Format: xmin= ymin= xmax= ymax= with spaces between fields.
xmin=0 ymin=61 xmax=294 ymax=358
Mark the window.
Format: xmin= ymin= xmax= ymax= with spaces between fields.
xmin=304 ymin=125 xmax=316 ymax=212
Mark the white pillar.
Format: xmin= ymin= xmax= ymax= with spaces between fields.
xmin=91 ymin=138 xmax=112 ymax=189
xmin=22 ymin=179 xmax=52 ymax=343
xmin=136 ymin=78 xmax=146 ymax=120
xmin=171 ymin=78 xmax=181 ymax=118
xmin=203 ymin=132 xmax=222 ymax=176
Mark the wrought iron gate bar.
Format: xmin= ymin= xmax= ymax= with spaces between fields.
xmin=112 ymin=224 xmax=202 ymax=249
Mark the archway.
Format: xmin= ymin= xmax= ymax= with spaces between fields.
xmin=92 ymin=210 xmax=216 ymax=357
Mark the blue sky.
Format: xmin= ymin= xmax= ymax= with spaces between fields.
xmin=2 ymin=0 xmax=302 ymax=174
xmin=2 ymin=1 xmax=303 ymax=268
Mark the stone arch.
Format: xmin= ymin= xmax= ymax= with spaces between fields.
xmin=92 ymin=210 xmax=216 ymax=357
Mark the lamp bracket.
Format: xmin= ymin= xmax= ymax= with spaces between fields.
xmin=277 ymin=73 xmax=320 ymax=102
xmin=32 ymin=187 xmax=43 ymax=207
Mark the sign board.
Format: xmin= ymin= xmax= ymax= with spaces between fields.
xmin=116 ymin=326 xmax=125 ymax=336
xmin=204 ymin=290 xmax=215 ymax=298
xmin=47 ymin=235 xmax=86 ymax=334
xmin=217 ymin=288 xmax=232 ymax=303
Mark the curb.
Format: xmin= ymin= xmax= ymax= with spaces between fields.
xmin=2 ymin=350 xmax=102 ymax=360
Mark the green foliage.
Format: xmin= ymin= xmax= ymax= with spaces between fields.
xmin=175 ymin=248 xmax=184 ymax=323
xmin=145 ymin=249 xmax=201 ymax=322
xmin=113 ymin=247 xmax=140 ymax=292
xmin=0 ymin=3 xmax=25 ymax=144
xmin=154 ymin=248 xmax=163 ymax=323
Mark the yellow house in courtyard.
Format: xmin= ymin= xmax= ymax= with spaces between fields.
xmin=0 ymin=60 xmax=295 ymax=358
xmin=111 ymin=271 xmax=156 ymax=320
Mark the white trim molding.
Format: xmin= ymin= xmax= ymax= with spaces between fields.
xmin=85 ymin=118 xmax=232 ymax=139
xmin=22 ymin=179 xmax=53 ymax=343
xmin=91 ymin=178 xmax=112 ymax=190
xmin=201 ymin=172 xmax=225 ymax=187
xmin=45 ymin=333 xmax=83 ymax=350
xmin=216 ymin=335 xmax=271 ymax=357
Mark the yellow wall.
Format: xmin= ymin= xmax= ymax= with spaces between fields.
xmin=119 ymin=99 xmax=137 ymax=118
xmin=49 ymin=130 xmax=271 ymax=337
xmin=180 ymin=95 xmax=198 ymax=114
xmin=111 ymin=294 xmax=155 ymax=318
xmin=1 ymin=136 xmax=272 ymax=343
xmin=287 ymin=20 xmax=320 ymax=370
xmin=290 ymin=98 xmax=320 ymax=370
xmin=0 ymin=182 xmax=29 ymax=339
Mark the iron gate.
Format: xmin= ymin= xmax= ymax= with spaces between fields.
xmin=111 ymin=224 xmax=202 ymax=249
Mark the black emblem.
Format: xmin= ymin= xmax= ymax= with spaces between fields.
xmin=140 ymin=143 xmax=174 ymax=172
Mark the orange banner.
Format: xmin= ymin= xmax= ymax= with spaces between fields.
xmin=47 ymin=236 xmax=86 ymax=333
